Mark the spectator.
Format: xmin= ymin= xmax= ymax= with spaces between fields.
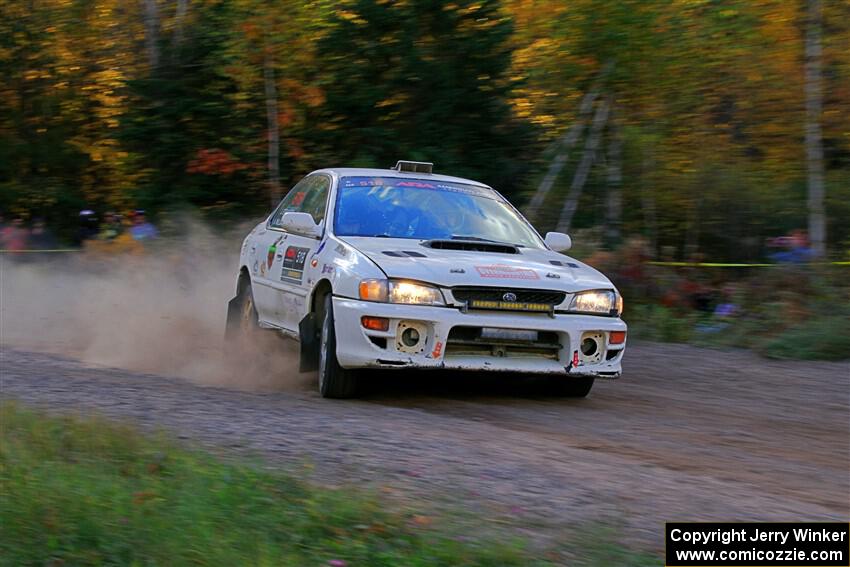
xmin=767 ymin=229 xmax=813 ymax=264
xmin=1 ymin=218 xmax=28 ymax=251
xmin=98 ymin=212 xmax=123 ymax=241
xmin=678 ymin=253 xmax=716 ymax=313
xmin=29 ymin=218 xmax=58 ymax=250
xmin=129 ymin=210 xmax=158 ymax=241
xmin=77 ymin=210 xmax=100 ymax=244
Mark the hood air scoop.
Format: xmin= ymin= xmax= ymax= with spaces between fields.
xmin=382 ymin=250 xmax=427 ymax=258
xmin=422 ymin=239 xmax=519 ymax=254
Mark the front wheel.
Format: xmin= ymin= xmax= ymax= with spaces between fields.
xmin=318 ymin=294 xmax=358 ymax=398
xmin=547 ymin=376 xmax=594 ymax=398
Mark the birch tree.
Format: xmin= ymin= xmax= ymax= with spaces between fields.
xmin=264 ymin=54 xmax=281 ymax=206
xmin=805 ymin=0 xmax=826 ymax=257
xmin=141 ymin=0 xmax=160 ymax=69
xmin=555 ymin=96 xmax=610 ymax=234
xmin=604 ymin=101 xmax=623 ymax=247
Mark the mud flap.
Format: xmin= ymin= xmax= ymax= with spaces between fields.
xmin=299 ymin=312 xmax=319 ymax=372
xmin=224 ymin=295 xmax=241 ymax=341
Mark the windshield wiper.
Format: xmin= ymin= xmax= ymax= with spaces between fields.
xmin=450 ymin=235 xmax=524 ymax=247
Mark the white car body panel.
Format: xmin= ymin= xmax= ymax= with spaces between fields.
xmin=340 ymin=236 xmax=614 ymax=292
xmin=233 ymin=166 xmax=627 ymax=378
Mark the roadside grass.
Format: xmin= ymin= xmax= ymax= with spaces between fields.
xmin=627 ymin=303 xmax=850 ymax=361
xmin=625 ymin=269 xmax=850 ymax=361
xmin=0 ymin=403 xmax=655 ymax=566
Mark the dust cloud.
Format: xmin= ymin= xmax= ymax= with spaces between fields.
xmin=0 ymin=220 xmax=306 ymax=391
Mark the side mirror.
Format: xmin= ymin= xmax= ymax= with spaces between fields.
xmin=281 ymin=212 xmax=320 ymax=237
xmin=545 ymin=231 xmax=572 ymax=252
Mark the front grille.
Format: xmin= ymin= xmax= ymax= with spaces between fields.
xmin=451 ymin=287 xmax=566 ymax=307
xmin=445 ymin=327 xmax=561 ymax=360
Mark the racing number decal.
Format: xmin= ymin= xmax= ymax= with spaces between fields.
xmin=280 ymin=246 xmax=310 ymax=284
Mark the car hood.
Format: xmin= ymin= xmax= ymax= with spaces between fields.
xmin=340 ymin=237 xmax=614 ymax=292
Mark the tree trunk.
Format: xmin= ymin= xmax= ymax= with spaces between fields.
xmin=526 ymin=62 xmax=613 ymax=222
xmin=173 ymin=0 xmax=189 ymax=48
xmin=141 ymin=0 xmax=160 ymax=69
xmin=604 ymin=101 xmax=623 ymax=248
xmin=555 ymin=96 xmax=610 ymax=234
xmin=641 ymin=151 xmax=658 ymax=257
xmin=264 ymin=54 xmax=281 ymax=206
xmin=525 ymin=89 xmax=599 ymax=221
xmin=805 ymin=0 xmax=826 ymax=257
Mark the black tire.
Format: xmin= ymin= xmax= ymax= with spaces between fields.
xmin=547 ymin=376 xmax=595 ymax=398
xmin=318 ymin=294 xmax=358 ymax=398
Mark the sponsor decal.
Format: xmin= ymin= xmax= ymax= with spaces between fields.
xmin=321 ymin=263 xmax=334 ymax=274
xmin=280 ymin=246 xmax=310 ymax=284
xmin=308 ymin=240 xmax=326 ymax=269
xmin=338 ymin=176 xmax=494 ymax=198
xmin=334 ymin=243 xmax=349 ymax=257
xmin=467 ymin=300 xmax=550 ymax=312
xmin=396 ymin=180 xmax=437 ymax=189
xmin=252 ymin=259 xmax=259 ymax=274
xmin=475 ymin=265 xmax=539 ymax=280
xmin=572 ymin=350 xmax=580 ymax=368
xmin=267 ymin=235 xmax=283 ymax=269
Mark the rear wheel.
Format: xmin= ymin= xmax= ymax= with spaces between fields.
xmin=318 ymin=294 xmax=358 ymax=398
xmin=547 ymin=376 xmax=595 ymax=398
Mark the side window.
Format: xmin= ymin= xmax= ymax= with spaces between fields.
xmin=269 ymin=175 xmax=329 ymax=227
xmin=300 ymin=175 xmax=330 ymax=224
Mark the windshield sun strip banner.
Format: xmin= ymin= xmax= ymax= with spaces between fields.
xmin=338 ymin=176 xmax=496 ymax=199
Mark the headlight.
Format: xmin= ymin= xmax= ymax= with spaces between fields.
xmin=569 ymin=290 xmax=622 ymax=316
xmin=359 ymin=279 xmax=445 ymax=306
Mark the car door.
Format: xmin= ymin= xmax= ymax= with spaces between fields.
xmin=266 ymin=173 xmax=331 ymax=331
xmin=249 ymin=221 xmax=290 ymax=329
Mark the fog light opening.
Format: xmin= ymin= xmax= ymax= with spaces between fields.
xmin=395 ymin=320 xmax=429 ymax=354
xmin=581 ymin=338 xmax=598 ymax=357
xmin=401 ymin=327 xmax=420 ymax=347
xmin=578 ymin=331 xmax=604 ymax=364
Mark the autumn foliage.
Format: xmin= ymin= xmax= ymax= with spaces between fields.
xmin=0 ymin=0 xmax=848 ymax=258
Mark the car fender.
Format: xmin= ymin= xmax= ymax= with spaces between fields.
xmin=314 ymin=236 xmax=386 ymax=299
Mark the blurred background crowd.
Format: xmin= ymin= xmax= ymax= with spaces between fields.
xmin=1 ymin=0 xmax=848 ymax=357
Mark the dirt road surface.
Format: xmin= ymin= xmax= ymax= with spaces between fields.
xmin=2 ymin=342 xmax=848 ymax=550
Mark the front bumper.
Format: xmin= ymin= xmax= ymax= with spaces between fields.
xmin=332 ymin=296 xmax=626 ymax=377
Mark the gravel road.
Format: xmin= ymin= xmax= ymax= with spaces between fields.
xmin=2 ymin=343 xmax=848 ymax=550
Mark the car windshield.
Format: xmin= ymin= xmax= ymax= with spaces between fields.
xmin=333 ymin=176 xmax=544 ymax=248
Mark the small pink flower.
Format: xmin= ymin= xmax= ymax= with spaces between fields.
xmin=328 ymin=560 xmax=347 ymax=567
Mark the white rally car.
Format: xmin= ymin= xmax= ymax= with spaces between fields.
xmin=227 ymin=161 xmax=626 ymax=398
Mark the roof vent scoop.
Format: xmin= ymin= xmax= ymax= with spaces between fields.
xmin=393 ymin=160 xmax=433 ymax=174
